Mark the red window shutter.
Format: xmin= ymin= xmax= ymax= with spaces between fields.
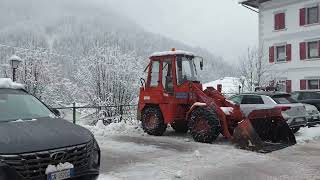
xmin=286 ymin=44 xmax=291 ymax=61
xmin=279 ymin=13 xmax=285 ymax=29
xmin=300 ymin=80 xmax=307 ymax=90
xmin=269 ymin=46 xmax=275 ymax=63
xmin=274 ymin=13 xmax=285 ymax=30
xmin=274 ymin=14 xmax=279 ymax=30
xmin=286 ymin=80 xmax=292 ymax=93
xmin=300 ymin=8 xmax=306 ymax=26
xmin=300 ymin=42 xmax=306 ymax=60
xmin=318 ymin=40 xmax=320 ymax=57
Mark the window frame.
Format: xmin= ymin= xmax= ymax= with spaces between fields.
xmin=306 ymin=6 xmax=319 ymax=25
xmin=307 ymin=79 xmax=320 ymax=90
xmin=275 ymin=45 xmax=286 ymax=62
xmin=307 ymin=41 xmax=320 ymax=59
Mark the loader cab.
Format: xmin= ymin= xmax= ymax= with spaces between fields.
xmin=145 ymin=50 xmax=200 ymax=91
xmin=139 ymin=49 xmax=202 ymax=125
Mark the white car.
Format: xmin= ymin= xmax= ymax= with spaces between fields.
xmin=228 ymin=92 xmax=308 ymax=133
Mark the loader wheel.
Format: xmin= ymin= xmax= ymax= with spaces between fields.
xmin=171 ymin=121 xmax=189 ymax=133
xmin=142 ymin=106 xmax=167 ymax=136
xmin=189 ymin=107 xmax=221 ymax=143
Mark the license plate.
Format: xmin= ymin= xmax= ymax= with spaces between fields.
xmin=47 ymin=169 xmax=73 ymax=180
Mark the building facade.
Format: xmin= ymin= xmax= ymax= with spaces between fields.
xmin=241 ymin=0 xmax=320 ymax=92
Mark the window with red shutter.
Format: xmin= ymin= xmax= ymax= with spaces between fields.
xmin=274 ymin=13 xmax=285 ymax=30
xmin=300 ymin=80 xmax=307 ymax=90
xmin=269 ymin=46 xmax=274 ymax=63
xmin=300 ymin=8 xmax=306 ymax=26
xmin=286 ymin=44 xmax=291 ymax=61
xmin=286 ymin=80 xmax=292 ymax=93
xmin=300 ymin=42 xmax=306 ymax=60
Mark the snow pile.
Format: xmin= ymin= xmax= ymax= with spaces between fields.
xmin=83 ymin=120 xmax=144 ymax=137
xmin=296 ymin=125 xmax=320 ymax=143
xmin=174 ymin=170 xmax=183 ymax=179
xmin=0 ymin=78 xmax=25 ymax=89
xmin=204 ymin=77 xmax=241 ymax=95
xmin=45 ymin=162 xmax=74 ymax=174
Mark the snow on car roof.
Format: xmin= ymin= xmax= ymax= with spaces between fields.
xmin=150 ymin=50 xmax=195 ymax=58
xmin=0 ymin=78 xmax=25 ymax=89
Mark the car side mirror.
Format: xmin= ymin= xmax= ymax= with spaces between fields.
xmin=52 ymin=108 xmax=61 ymax=117
xmin=200 ymin=60 xmax=203 ymax=70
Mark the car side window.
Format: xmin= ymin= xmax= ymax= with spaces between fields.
xmin=291 ymin=92 xmax=299 ymax=101
xmin=229 ymin=95 xmax=243 ymax=104
xmin=242 ymin=95 xmax=264 ymax=104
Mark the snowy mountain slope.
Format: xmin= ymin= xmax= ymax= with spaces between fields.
xmin=0 ymin=0 xmax=235 ymax=106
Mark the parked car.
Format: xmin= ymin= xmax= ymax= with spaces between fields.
xmin=0 ymin=80 xmax=100 ymax=180
xmin=228 ymin=92 xmax=308 ymax=133
xmin=303 ymin=103 xmax=320 ymax=127
xmin=291 ymin=91 xmax=320 ymax=110
xmin=291 ymin=91 xmax=320 ymax=126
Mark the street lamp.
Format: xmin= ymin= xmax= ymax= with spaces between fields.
xmin=9 ymin=55 xmax=22 ymax=82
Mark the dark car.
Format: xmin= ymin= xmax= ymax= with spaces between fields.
xmin=291 ymin=91 xmax=320 ymax=126
xmin=291 ymin=91 xmax=320 ymax=110
xmin=0 ymin=88 xmax=100 ymax=180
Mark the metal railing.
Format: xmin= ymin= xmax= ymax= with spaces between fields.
xmin=54 ymin=103 xmax=137 ymax=125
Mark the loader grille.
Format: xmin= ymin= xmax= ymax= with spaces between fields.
xmin=0 ymin=141 xmax=93 ymax=179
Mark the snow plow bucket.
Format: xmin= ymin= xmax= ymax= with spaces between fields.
xmin=233 ymin=108 xmax=296 ymax=153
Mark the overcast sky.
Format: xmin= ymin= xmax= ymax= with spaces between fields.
xmin=103 ymin=0 xmax=258 ymax=63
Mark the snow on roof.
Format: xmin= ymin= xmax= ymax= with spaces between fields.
xmin=150 ymin=50 xmax=195 ymax=58
xmin=9 ymin=55 xmax=22 ymax=61
xmin=0 ymin=78 xmax=25 ymax=89
xmin=204 ymin=77 xmax=241 ymax=94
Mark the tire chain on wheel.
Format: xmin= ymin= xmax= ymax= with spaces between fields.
xmin=141 ymin=106 xmax=167 ymax=136
xmin=189 ymin=107 xmax=221 ymax=143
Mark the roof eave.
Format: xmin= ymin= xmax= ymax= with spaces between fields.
xmin=240 ymin=0 xmax=271 ymax=9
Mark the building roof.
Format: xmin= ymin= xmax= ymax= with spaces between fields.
xmin=240 ymin=0 xmax=271 ymax=9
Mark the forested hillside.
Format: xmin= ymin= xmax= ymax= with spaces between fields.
xmin=0 ymin=0 xmax=234 ymax=106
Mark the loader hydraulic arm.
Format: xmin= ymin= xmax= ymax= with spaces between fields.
xmin=188 ymin=83 xmax=244 ymax=139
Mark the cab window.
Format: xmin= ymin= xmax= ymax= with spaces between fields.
xmin=162 ymin=60 xmax=173 ymax=94
xmin=150 ymin=61 xmax=160 ymax=87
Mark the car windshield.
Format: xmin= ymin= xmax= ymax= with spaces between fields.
xmin=272 ymin=95 xmax=298 ymax=104
xmin=302 ymin=92 xmax=320 ymax=99
xmin=176 ymin=56 xmax=199 ymax=85
xmin=0 ymin=89 xmax=54 ymax=122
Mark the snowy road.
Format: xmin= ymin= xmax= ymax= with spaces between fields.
xmin=83 ymin=122 xmax=320 ymax=180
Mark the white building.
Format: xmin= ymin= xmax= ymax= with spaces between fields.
xmin=241 ymin=0 xmax=320 ymax=93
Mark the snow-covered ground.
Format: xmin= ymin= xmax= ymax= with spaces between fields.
xmin=83 ymin=122 xmax=320 ymax=180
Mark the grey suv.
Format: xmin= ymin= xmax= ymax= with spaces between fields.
xmin=228 ymin=92 xmax=308 ymax=133
xmin=0 ymin=87 xmax=100 ymax=180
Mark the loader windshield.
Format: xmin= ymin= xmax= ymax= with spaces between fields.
xmin=176 ymin=56 xmax=199 ymax=85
